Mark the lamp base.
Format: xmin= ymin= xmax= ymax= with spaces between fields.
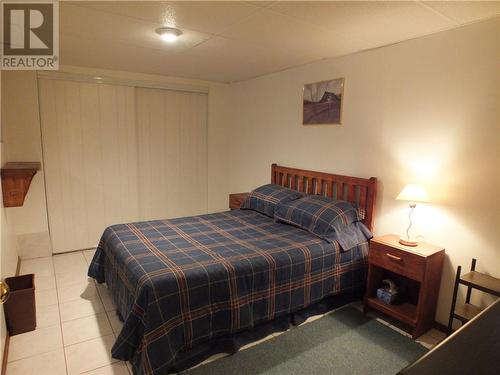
xmin=399 ymin=238 xmax=418 ymax=247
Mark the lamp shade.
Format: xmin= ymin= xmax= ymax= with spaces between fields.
xmin=396 ymin=184 xmax=429 ymax=203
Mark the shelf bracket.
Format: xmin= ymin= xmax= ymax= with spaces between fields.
xmin=1 ymin=162 xmax=41 ymax=207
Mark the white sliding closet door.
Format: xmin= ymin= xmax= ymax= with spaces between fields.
xmin=136 ymin=88 xmax=208 ymax=220
xmin=39 ymin=78 xmax=208 ymax=253
xmin=39 ymin=79 xmax=139 ymax=253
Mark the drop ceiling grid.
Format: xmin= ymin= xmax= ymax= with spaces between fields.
xmin=58 ymin=1 xmax=500 ymax=83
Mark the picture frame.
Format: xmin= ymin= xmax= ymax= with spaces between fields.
xmin=303 ymin=78 xmax=344 ymax=125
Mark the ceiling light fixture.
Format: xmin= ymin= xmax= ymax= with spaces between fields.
xmin=156 ymin=27 xmax=182 ymax=43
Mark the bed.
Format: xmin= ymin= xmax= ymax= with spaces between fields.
xmin=88 ymin=164 xmax=377 ymax=375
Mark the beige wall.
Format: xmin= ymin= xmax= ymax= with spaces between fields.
xmin=207 ymin=85 xmax=233 ymax=212
xmin=218 ymin=18 xmax=500 ymax=325
xmin=2 ymin=71 xmax=51 ymax=259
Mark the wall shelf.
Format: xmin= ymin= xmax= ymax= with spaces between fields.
xmin=1 ymin=162 xmax=41 ymax=207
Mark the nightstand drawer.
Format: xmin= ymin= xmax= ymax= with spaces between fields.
xmin=369 ymin=242 xmax=425 ymax=281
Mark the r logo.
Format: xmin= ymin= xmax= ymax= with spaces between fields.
xmin=1 ymin=1 xmax=58 ymax=69
xmin=3 ymin=3 xmax=54 ymax=55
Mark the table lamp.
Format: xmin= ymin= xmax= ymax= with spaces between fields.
xmin=396 ymin=184 xmax=429 ymax=246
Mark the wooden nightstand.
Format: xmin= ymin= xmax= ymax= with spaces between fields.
xmin=229 ymin=193 xmax=248 ymax=210
xmin=364 ymin=234 xmax=445 ymax=338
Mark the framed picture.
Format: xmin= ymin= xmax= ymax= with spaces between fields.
xmin=303 ymin=78 xmax=344 ymax=125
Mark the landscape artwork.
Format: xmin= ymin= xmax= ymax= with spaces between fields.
xmin=303 ymin=78 xmax=344 ymax=125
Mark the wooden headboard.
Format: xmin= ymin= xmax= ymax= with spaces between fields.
xmin=271 ymin=164 xmax=377 ymax=231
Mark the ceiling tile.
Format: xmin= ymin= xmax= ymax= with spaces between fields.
xmin=269 ymin=1 xmax=456 ymax=49
xmin=219 ymin=10 xmax=361 ymax=59
xmin=61 ymin=34 xmax=207 ymax=81
xmin=70 ymin=1 xmax=261 ymax=35
xmin=61 ymin=3 xmax=211 ymax=54
xmin=184 ymin=36 xmax=316 ymax=82
xmin=422 ymin=1 xmax=500 ymax=24
xmin=61 ymin=33 xmax=286 ymax=83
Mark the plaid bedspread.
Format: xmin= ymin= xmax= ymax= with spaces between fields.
xmin=88 ymin=210 xmax=368 ymax=375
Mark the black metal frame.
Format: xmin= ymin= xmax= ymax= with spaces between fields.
xmin=447 ymin=258 xmax=491 ymax=335
xmin=447 ymin=265 xmax=461 ymax=334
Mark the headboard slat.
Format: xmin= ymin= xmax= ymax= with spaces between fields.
xmin=321 ymin=180 xmax=328 ymax=197
xmin=348 ymin=184 xmax=356 ymax=202
xmin=336 ymin=182 xmax=344 ymax=200
xmin=271 ymin=164 xmax=377 ymax=231
xmin=359 ymin=187 xmax=367 ymax=209
xmin=297 ymin=176 xmax=303 ymax=193
xmin=306 ymin=178 xmax=312 ymax=194
xmin=325 ymin=180 xmax=333 ymax=198
xmin=312 ymin=178 xmax=318 ymax=195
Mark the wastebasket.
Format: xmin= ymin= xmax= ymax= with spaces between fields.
xmin=4 ymin=274 xmax=36 ymax=335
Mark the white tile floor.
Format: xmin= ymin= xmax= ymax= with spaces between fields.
xmin=6 ymin=251 xmax=446 ymax=375
xmin=7 ymin=250 xmax=129 ymax=375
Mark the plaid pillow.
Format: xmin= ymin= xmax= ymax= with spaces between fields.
xmin=275 ymin=195 xmax=371 ymax=250
xmin=241 ymin=184 xmax=304 ymax=217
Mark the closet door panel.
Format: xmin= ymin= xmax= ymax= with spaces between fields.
xmin=79 ymin=83 xmax=106 ymax=245
xmin=97 ymin=84 xmax=139 ymax=226
xmin=38 ymin=79 xmax=69 ymax=253
xmin=136 ymin=88 xmax=208 ymax=221
xmin=39 ymin=79 xmax=139 ymax=253
xmin=178 ymin=91 xmax=208 ymax=216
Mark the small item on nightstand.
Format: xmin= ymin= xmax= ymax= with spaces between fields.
xmin=376 ymin=279 xmax=401 ymax=305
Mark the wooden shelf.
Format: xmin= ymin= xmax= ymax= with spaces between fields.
xmin=366 ymin=297 xmax=417 ymax=326
xmin=460 ymin=271 xmax=500 ymax=296
xmin=1 ymin=162 xmax=41 ymax=207
xmin=454 ymin=303 xmax=483 ymax=322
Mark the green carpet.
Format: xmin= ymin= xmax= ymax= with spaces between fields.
xmin=184 ymin=305 xmax=427 ymax=375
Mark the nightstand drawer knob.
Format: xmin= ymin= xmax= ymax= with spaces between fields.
xmin=386 ymin=253 xmax=402 ymax=262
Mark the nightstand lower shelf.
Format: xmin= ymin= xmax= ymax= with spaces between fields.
xmin=365 ymin=297 xmax=417 ymax=326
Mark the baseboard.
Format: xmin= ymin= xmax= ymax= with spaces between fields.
xmin=1 ymin=256 xmax=21 ymax=375
xmin=434 ymin=321 xmax=449 ymax=334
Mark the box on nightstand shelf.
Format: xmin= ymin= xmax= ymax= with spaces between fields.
xmin=376 ymin=285 xmax=399 ymax=305
xmin=364 ymin=234 xmax=445 ymax=338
